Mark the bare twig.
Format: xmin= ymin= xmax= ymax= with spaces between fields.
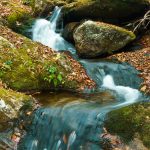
xmin=133 ymin=10 xmax=150 ymax=32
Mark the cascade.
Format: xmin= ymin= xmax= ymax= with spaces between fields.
xmin=32 ymin=6 xmax=75 ymax=53
xmin=19 ymin=6 xmax=142 ymax=150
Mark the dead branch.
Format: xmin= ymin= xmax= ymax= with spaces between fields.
xmin=133 ymin=10 xmax=150 ymax=32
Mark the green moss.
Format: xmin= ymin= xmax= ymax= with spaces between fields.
xmin=96 ymin=22 xmax=136 ymax=40
xmin=0 ymin=24 xmax=94 ymax=92
xmin=7 ymin=11 xmax=31 ymax=29
xmin=0 ymin=87 xmax=32 ymax=103
xmin=22 ymin=0 xmax=35 ymax=8
xmin=105 ymin=102 xmax=150 ymax=148
xmin=0 ymin=29 xmax=74 ymax=91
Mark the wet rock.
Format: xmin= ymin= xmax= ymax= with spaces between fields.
xmin=74 ymin=21 xmax=136 ymax=58
xmin=63 ymin=0 xmax=150 ymax=23
xmin=104 ymin=102 xmax=150 ymax=149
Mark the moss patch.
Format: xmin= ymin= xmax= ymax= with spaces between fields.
xmin=104 ymin=102 xmax=150 ymax=148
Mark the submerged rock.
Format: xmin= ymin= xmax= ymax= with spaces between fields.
xmin=74 ymin=21 xmax=136 ymax=58
xmin=0 ymin=87 xmax=33 ymax=131
xmin=63 ymin=0 xmax=149 ymax=23
xmin=0 ymin=25 xmax=95 ymax=92
xmin=104 ymin=102 xmax=150 ymax=149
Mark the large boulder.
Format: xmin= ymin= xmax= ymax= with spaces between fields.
xmin=0 ymin=25 xmax=95 ymax=92
xmin=104 ymin=102 xmax=150 ymax=149
xmin=63 ymin=0 xmax=150 ymax=23
xmin=73 ymin=21 xmax=136 ymax=58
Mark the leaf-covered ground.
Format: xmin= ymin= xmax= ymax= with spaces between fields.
xmin=108 ymin=31 xmax=150 ymax=95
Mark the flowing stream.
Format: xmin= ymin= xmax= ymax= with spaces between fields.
xmin=18 ymin=6 xmax=143 ymax=150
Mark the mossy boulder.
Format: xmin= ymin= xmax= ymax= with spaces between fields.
xmin=0 ymin=86 xmax=33 ymax=131
xmin=63 ymin=0 xmax=150 ymax=23
xmin=104 ymin=102 xmax=150 ymax=149
xmin=0 ymin=25 xmax=95 ymax=92
xmin=73 ymin=21 xmax=136 ymax=58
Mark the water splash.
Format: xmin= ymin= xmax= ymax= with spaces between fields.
xmin=30 ymin=139 xmax=38 ymax=150
xmin=56 ymin=140 xmax=61 ymax=150
xmin=102 ymin=75 xmax=141 ymax=106
xmin=67 ymin=131 xmax=76 ymax=150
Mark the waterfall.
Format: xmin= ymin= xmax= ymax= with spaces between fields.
xmin=32 ymin=6 xmax=75 ymax=53
xmin=19 ymin=6 xmax=143 ymax=150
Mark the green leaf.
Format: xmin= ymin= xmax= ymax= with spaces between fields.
xmin=57 ymin=74 xmax=62 ymax=82
xmin=53 ymin=79 xmax=58 ymax=87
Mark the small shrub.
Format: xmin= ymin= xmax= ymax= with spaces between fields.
xmin=44 ymin=65 xmax=64 ymax=87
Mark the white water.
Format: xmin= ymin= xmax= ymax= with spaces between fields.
xmin=102 ymin=75 xmax=140 ymax=106
xmin=32 ymin=6 xmax=75 ymax=53
xmin=67 ymin=131 xmax=76 ymax=150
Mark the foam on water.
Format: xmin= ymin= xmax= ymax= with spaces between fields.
xmin=102 ymin=75 xmax=141 ymax=106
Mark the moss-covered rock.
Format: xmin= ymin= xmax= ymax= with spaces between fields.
xmin=0 ymin=86 xmax=33 ymax=131
xmin=63 ymin=0 xmax=150 ymax=23
xmin=73 ymin=21 xmax=136 ymax=58
xmin=0 ymin=25 xmax=95 ymax=92
xmin=104 ymin=102 xmax=150 ymax=149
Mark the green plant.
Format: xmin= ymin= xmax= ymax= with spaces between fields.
xmin=44 ymin=65 xmax=64 ymax=87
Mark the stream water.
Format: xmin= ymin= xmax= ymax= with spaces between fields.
xmin=18 ymin=6 xmax=143 ymax=150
